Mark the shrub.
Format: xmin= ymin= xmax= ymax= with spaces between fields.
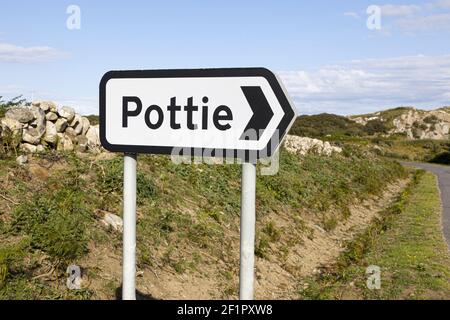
xmin=0 ymin=241 xmax=29 ymax=288
xmin=86 ymin=115 xmax=99 ymax=125
xmin=11 ymin=189 xmax=91 ymax=264
xmin=255 ymin=234 xmax=270 ymax=258
xmin=423 ymin=115 xmax=439 ymax=124
xmin=290 ymin=114 xmax=365 ymax=138
xmin=429 ymin=152 xmax=450 ymax=165
xmin=363 ymin=119 xmax=388 ymax=135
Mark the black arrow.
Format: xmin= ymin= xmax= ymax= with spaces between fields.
xmin=239 ymin=86 xmax=274 ymax=141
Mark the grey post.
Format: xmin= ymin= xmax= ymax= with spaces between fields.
xmin=239 ymin=162 xmax=256 ymax=300
xmin=123 ymin=153 xmax=137 ymax=300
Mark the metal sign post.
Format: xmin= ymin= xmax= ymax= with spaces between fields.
xmin=99 ymin=68 xmax=297 ymax=300
xmin=122 ymin=153 xmax=137 ymax=300
xmin=239 ymin=162 xmax=256 ymax=300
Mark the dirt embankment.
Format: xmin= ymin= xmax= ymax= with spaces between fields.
xmin=82 ymin=178 xmax=409 ymax=300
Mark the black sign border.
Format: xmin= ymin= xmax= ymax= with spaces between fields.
xmin=99 ymin=68 xmax=296 ymax=160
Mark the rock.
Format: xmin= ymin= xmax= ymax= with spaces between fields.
xmin=55 ymin=118 xmax=68 ymax=133
xmin=20 ymin=143 xmax=37 ymax=153
xmin=45 ymin=112 xmax=58 ymax=121
xmin=0 ymin=100 xmax=106 ymax=154
xmin=31 ymin=101 xmax=43 ymax=109
xmin=65 ymin=127 xmax=78 ymax=139
xmin=56 ymin=133 xmax=74 ymax=151
xmin=5 ymin=107 xmax=34 ymax=123
xmin=353 ymin=108 xmax=450 ymax=140
xmin=29 ymin=106 xmax=46 ymax=136
xmin=29 ymin=163 xmax=49 ymax=180
xmin=70 ymin=114 xmax=82 ymax=127
xmin=69 ymin=114 xmax=84 ymax=135
xmin=81 ymin=117 xmax=91 ymax=135
xmin=101 ymin=213 xmax=123 ymax=232
xmin=22 ymin=128 xmax=42 ymax=145
xmin=75 ymin=135 xmax=88 ymax=152
xmin=58 ymin=106 xmax=75 ymax=122
xmin=33 ymin=101 xmax=57 ymax=113
xmin=0 ymin=118 xmax=23 ymax=147
xmin=86 ymin=125 xmax=100 ymax=149
xmin=73 ymin=122 xmax=83 ymax=135
xmin=1 ymin=117 xmax=23 ymax=131
xmin=36 ymin=145 xmax=45 ymax=153
xmin=44 ymin=121 xmax=58 ymax=144
xmin=284 ymin=135 xmax=342 ymax=156
xmin=16 ymin=155 xmax=28 ymax=166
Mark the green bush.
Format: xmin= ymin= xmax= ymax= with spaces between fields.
xmin=11 ymin=189 xmax=91 ymax=264
xmin=86 ymin=115 xmax=99 ymax=125
xmin=423 ymin=115 xmax=439 ymax=124
xmin=290 ymin=114 xmax=365 ymax=138
xmin=0 ymin=241 xmax=29 ymax=288
xmin=363 ymin=119 xmax=388 ymax=135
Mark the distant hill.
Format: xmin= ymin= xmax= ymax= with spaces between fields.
xmin=350 ymin=107 xmax=450 ymax=140
xmin=291 ymin=107 xmax=450 ymax=140
xmin=289 ymin=113 xmax=366 ymax=139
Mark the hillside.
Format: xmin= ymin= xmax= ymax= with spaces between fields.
xmin=289 ymin=114 xmax=366 ymax=139
xmin=350 ymin=107 xmax=450 ymax=140
xmin=290 ymin=107 xmax=450 ymax=141
xmin=288 ymin=107 xmax=450 ymax=164
xmin=0 ymin=145 xmax=407 ymax=299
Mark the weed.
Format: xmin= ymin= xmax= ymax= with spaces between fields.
xmin=255 ymin=233 xmax=270 ymax=259
xmin=11 ymin=188 xmax=91 ymax=264
xmin=96 ymin=157 xmax=156 ymax=203
xmin=322 ymin=215 xmax=338 ymax=232
xmin=262 ymin=221 xmax=281 ymax=242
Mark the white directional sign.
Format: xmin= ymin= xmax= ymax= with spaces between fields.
xmin=100 ymin=68 xmax=297 ymax=159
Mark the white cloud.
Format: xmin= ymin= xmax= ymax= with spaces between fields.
xmin=380 ymin=4 xmax=422 ymax=17
xmin=396 ymin=13 xmax=450 ymax=31
xmin=0 ymin=42 xmax=68 ymax=63
xmin=278 ymin=55 xmax=450 ymax=115
xmin=436 ymin=0 xmax=450 ymax=8
xmin=344 ymin=11 xmax=360 ymax=19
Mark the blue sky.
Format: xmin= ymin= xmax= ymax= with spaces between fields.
xmin=1 ymin=0 xmax=450 ymax=115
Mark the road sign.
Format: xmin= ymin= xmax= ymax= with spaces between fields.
xmin=99 ymin=68 xmax=297 ymax=159
xmin=99 ymin=68 xmax=297 ymax=300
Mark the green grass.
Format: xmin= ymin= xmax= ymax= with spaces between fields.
xmin=372 ymin=138 xmax=450 ymax=162
xmin=299 ymin=170 xmax=450 ymax=300
xmin=336 ymin=135 xmax=450 ymax=164
xmin=11 ymin=188 xmax=92 ymax=264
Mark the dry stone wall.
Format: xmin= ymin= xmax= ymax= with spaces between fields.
xmin=0 ymin=101 xmax=101 ymax=153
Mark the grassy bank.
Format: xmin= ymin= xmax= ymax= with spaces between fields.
xmin=0 ymin=147 xmax=407 ymax=299
xmin=364 ymin=138 xmax=450 ymax=164
xmin=299 ymin=170 xmax=450 ymax=300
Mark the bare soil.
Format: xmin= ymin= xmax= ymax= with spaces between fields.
xmin=80 ymin=179 xmax=409 ymax=300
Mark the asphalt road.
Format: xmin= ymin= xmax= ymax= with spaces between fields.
xmin=401 ymin=161 xmax=450 ymax=248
